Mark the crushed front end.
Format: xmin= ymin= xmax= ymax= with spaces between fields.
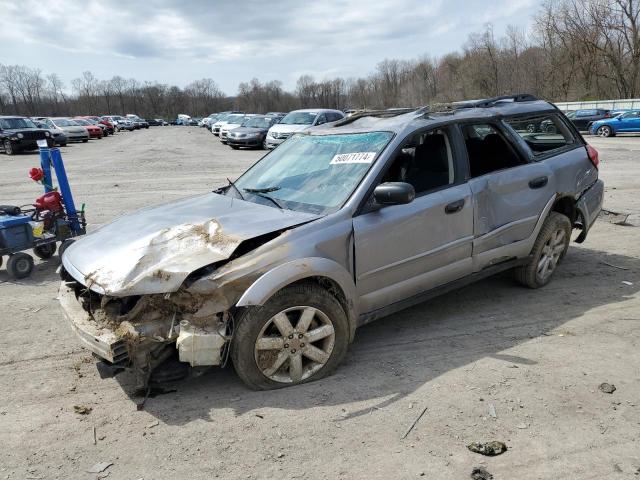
xmin=59 ymin=271 xmax=231 ymax=387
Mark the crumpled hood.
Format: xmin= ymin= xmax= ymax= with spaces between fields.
xmin=63 ymin=192 xmax=320 ymax=296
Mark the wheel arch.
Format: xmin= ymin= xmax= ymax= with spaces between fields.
xmin=235 ymin=257 xmax=359 ymax=341
xmin=551 ymin=195 xmax=578 ymax=225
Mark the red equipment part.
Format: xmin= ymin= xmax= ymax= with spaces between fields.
xmin=34 ymin=191 xmax=64 ymax=213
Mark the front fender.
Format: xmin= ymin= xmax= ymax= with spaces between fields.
xmin=235 ymin=257 xmax=358 ymax=341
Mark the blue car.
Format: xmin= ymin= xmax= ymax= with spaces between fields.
xmin=589 ymin=110 xmax=640 ymax=137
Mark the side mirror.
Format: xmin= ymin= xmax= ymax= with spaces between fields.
xmin=373 ymin=182 xmax=415 ymax=206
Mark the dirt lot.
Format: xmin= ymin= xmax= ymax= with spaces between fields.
xmin=1 ymin=127 xmax=639 ymax=479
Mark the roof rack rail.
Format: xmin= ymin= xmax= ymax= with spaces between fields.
xmin=453 ymin=93 xmax=539 ymax=109
xmin=333 ymin=107 xmax=419 ymax=126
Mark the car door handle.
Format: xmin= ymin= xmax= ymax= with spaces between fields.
xmin=529 ymin=176 xmax=548 ymax=189
xmin=445 ymin=199 xmax=465 ymax=214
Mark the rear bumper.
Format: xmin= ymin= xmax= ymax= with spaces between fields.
xmin=575 ymin=179 xmax=604 ymax=242
xmin=58 ymin=283 xmax=128 ymax=363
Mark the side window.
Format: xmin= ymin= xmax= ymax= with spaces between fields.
xmin=328 ymin=112 xmax=343 ymax=122
xmin=315 ymin=113 xmax=328 ymax=125
xmin=383 ymin=129 xmax=454 ymax=195
xmin=462 ymin=123 xmax=525 ymax=178
xmin=577 ymin=110 xmax=596 ymax=117
xmin=505 ymin=114 xmax=576 ymax=156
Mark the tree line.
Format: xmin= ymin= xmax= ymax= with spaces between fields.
xmin=1 ymin=0 xmax=639 ymax=119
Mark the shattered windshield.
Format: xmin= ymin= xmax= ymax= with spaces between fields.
xmin=231 ymin=132 xmax=393 ymax=214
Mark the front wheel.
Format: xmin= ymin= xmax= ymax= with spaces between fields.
xmin=231 ymin=282 xmax=349 ymax=390
xmin=514 ymin=212 xmax=571 ymax=288
xmin=597 ymin=125 xmax=613 ymax=137
xmin=230 ymin=145 xmax=239 ymax=150
xmin=4 ymin=139 xmax=14 ymax=155
xmin=82 ymin=139 xmax=88 ymax=143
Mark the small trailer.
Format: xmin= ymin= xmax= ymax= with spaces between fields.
xmin=0 ymin=145 xmax=86 ymax=278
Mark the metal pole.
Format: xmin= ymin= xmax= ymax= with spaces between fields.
xmin=39 ymin=147 xmax=53 ymax=193
xmin=50 ymin=148 xmax=80 ymax=233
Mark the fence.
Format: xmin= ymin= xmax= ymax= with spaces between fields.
xmin=554 ymin=99 xmax=640 ymax=111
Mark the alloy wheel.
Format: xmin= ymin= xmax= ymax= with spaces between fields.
xmin=537 ymin=228 xmax=566 ymax=281
xmin=254 ymin=306 xmax=336 ymax=384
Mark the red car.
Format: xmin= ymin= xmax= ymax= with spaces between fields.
xmin=73 ymin=118 xmax=103 ymax=139
xmin=84 ymin=116 xmax=115 ymax=135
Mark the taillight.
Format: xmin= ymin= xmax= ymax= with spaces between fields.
xmin=586 ymin=144 xmax=599 ymax=169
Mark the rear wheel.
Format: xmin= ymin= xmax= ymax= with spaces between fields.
xmin=514 ymin=212 xmax=571 ymax=288
xmin=597 ymin=125 xmax=613 ymax=137
xmin=82 ymin=139 xmax=88 ymax=143
xmin=7 ymin=253 xmax=34 ymax=279
xmin=231 ymin=282 xmax=349 ymax=390
xmin=34 ymin=243 xmax=56 ymax=259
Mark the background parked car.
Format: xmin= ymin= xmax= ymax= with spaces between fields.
xmin=211 ymin=111 xmax=245 ymax=136
xmin=126 ymin=114 xmax=149 ymax=129
xmin=48 ymin=117 xmax=90 ymax=142
xmin=147 ymin=118 xmax=166 ymax=126
xmin=0 ymin=116 xmax=52 ymax=154
xmin=265 ymin=108 xmax=345 ymax=148
xmin=589 ymin=109 xmax=640 ymax=137
xmin=76 ymin=117 xmax=110 ymax=136
xmin=32 ymin=117 xmax=68 ymax=146
xmin=565 ymin=109 xmax=611 ymax=131
xmin=220 ymin=114 xmax=255 ymax=143
xmin=226 ymin=115 xmax=282 ymax=149
xmin=86 ymin=116 xmax=115 ymax=134
xmin=73 ymin=118 xmax=103 ymax=138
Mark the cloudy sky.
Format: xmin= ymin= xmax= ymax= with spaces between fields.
xmin=0 ymin=0 xmax=537 ymax=95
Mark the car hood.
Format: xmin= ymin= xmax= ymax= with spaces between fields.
xmin=268 ymin=123 xmax=311 ymax=134
xmin=221 ymin=123 xmax=242 ymax=131
xmin=62 ymin=192 xmax=320 ymax=296
xmin=60 ymin=126 xmax=88 ymax=134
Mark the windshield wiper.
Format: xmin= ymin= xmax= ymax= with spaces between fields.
xmin=226 ymin=177 xmax=244 ymax=200
xmin=243 ymin=186 xmax=280 ymax=193
xmin=243 ymin=188 xmax=284 ymax=210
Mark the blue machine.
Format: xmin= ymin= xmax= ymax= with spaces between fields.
xmin=0 ymin=146 xmax=86 ymax=279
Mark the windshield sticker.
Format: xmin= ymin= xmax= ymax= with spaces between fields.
xmin=330 ymin=152 xmax=377 ymax=165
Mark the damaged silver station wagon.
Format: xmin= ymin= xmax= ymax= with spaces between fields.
xmin=59 ymin=94 xmax=604 ymax=390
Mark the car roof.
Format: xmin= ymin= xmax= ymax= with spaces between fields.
xmin=0 ymin=115 xmax=27 ymax=119
xmin=308 ymin=96 xmax=559 ymax=136
xmin=288 ymin=108 xmax=343 ymax=114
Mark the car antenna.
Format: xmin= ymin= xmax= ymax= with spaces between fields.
xmin=226 ymin=177 xmax=244 ymax=200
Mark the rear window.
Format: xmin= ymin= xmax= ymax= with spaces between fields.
xmin=506 ymin=114 xmax=577 ymax=156
xmin=577 ymin=110 xmax=597 ymax=117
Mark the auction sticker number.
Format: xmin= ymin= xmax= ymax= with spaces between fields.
xmin=330 ymin=152 xmax=377 ymax=165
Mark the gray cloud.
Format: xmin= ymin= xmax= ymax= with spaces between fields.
xmin=0 ymin=0 xmax=537 ymax=92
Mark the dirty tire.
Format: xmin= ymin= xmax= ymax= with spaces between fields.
xmin=34 ymin=243 xmax=57 ymax=259
xmin=58 ymin=239 xmax=75 ymax=260
xmin=7 ymin=252 xmax=34 ymax=279
xmin=514 ymin=212 xmax=571 ymax=288
xmin=231 ymin=282 xmax=349 ymax=390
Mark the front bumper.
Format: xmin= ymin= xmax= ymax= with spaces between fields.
xmin=67 ymin=132 xmax=90 ymax=141
xmin=59 ymin=283 xmax=128 ymax=363
xmin=227 ymin=136 xmax=263 ymax=147
xmin=265 ymin=137 xmax=285 ymax=149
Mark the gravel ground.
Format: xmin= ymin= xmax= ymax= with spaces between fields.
xmin=1 ymin=127 xmax=639 ymax=480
